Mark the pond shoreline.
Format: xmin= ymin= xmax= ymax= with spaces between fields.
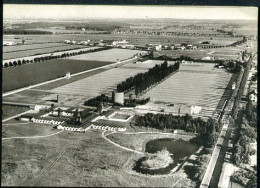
xmin=133 ymin=137 xmax=200 ymax=175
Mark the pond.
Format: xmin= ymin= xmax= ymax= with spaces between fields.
xmin=133 ymin=138 xmax=199 ymax=175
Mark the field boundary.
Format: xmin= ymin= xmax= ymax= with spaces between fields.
xmin=2 ymin=56 xmax=137 ymax=97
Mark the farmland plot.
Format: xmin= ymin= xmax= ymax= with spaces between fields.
xmin=3 ymin=43 xmax=66 ymax=53
xmin=2 ymin=59 xmax=113 ymax=92
xmin=51 ymin=66 xmax=148 ymax=97
xmin=142 ymin=63 xmax=232 ymax=118
xmin=68 ymin=48 xmax=148 ymax=62
xmin=3 ymin=44 xmax=88 ymax=60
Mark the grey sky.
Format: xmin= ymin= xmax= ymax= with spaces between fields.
xmin=4 ymin=5 xmax=258 ymax=20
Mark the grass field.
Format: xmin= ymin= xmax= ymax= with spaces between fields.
xmin=2 ymin=59 xmax=113 ymax=92
xmin=51 ymin=59 xmax=168 ymax=98
xmin=68 ymin=48 xmax=147 ymax=62
xmin=1 ymin=125 xmax=197 ymax=187
xmin=3 ymin=43 xmax=66 ymax=53
xmin=142 ymin=63 xmax=232 ymax=118
xmin=3 ymin=33 xmax=241 ymax=47
xmin=2 ymin=105 xmax=30 ymax=120
xmin=51 ymin=66 xmax=148 ymax=97
xmin=3 ymin=44 xmax=88 ymax=60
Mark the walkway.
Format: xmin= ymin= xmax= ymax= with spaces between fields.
xmin=101 ymin=131 xmax=178 ymax=156
xmin=101 ymin=130 xmax=146 ymax=155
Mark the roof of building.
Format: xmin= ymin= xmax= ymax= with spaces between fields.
xmin=20 ymin=114 xmax=35 ymax=118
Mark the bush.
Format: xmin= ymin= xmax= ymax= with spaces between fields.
xmin=140 ymin=148 xmax=173 ymax=170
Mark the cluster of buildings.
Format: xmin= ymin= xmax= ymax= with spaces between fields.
xmin=113 ymin=29 xmax=231 ymax=37
xmin=19 ymin=102 xmax=130 ymax=133
xmin=3 ymin=41 xmax=16 ymax=46
xmin=248 ymin=60 xmax=257 ymax=103
xmin=148 ymin=43 xmax=198 ymax=51
xmin=63 ymin=39 xmax=91 ymax=45
xmin=19 ymin=106 xmax=83 ymax=126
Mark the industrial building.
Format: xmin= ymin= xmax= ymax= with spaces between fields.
xmin=112 ymin=91 xmax=124 ymax=105
xmin=179 ymin=105 xmax=202 ymax=115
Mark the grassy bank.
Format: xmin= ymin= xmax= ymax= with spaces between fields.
xmin=2 ymin=105 xmax=29 ymax=120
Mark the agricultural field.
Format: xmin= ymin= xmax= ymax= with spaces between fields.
xmin=2 ymin=59 xmax=113 ymax=92
xmin=3 ymin=44 xmax=88 ymax=60
xmin=3 ymin=33 xmax=241 ymax=48
xmin=50 ymin=59 xmax=165 ymax=98
xmin=2 ymin=60 xmax=167 ymax=107
xmin=51 ymin=66 xmax=148 ymax=97
xmin=142 ymin=63 xmax=232 ymax=118
xmin=68 ymin=48 xmax=147 ymax=62
xmin=3 ymin=42 xmax=66 ymax=53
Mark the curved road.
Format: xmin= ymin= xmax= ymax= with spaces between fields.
xmin=102 ymin=131 xmax=177 ymax=156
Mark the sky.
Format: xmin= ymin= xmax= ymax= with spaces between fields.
xmin=3 ymin=5 xmax=258 ymax=20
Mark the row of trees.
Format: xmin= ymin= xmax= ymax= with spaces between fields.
xmin=135 ymin=113 xmax=218 ymax=134
xmin=115 ymin=29 xmax=242 ymax=37
xmin=230 ymin=36 xmax=247 ymax=46
xmin=135 ymin=113 xmax=220 ymax=147
xmin=230 ymin=108 xmax=257 ymax=166
xmin=231 ymin=55 xmax=252 ymax=118
xmin=117 ymin=61 xmax=180 ymax=95
xmin=3 ymin=47 xmax=109 ymax=68
xmin=3 ymin=29 xmax=53 ymax=35
xmin=231 ymin=168 xmax=257 ymax=187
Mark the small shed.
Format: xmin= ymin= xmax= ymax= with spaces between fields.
xmin=19 ymin=114 xmax=34 ymax=122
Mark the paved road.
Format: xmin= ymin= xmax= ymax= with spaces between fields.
xmin=2 ymin=110 xmax=33 ymax=122
xmin=209 ymin=119 xmax=233 ymax=187
xmin=2 ymin=56 xmax=138 ymax=97
xmin=200 ymin=124 xmax=229 ymax=188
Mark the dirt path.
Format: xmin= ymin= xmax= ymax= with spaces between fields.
xmin=2 ymin=130 xmax=64 ymax=140
xmin=101 ymin=131 xmax=178 ymax=156
xmin=101 ymin=130 xmax=146 ymax=155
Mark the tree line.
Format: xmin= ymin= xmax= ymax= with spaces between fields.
xmin=230 ymin=100 xmax=257 ymax=166
xmin=134 ymin=113 xmax=220 ymax=147
xmin=135 ymin=113 xmax=219 ymax=134
xmin=3 ymin=29 xmax=53 ymax=35
xmin=117 ymin=61 xmax=180 ymax=96
xmin=3 ymin=47 xmax=110 ymax=68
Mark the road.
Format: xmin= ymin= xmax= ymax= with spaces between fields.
xmin=2 ymin=110 xmax=33 ymax=122
xmin=209 ymin=120 xmax=233 ymax=187
xmin=200 ymin=123 xmax=229 ymax=188
xmin=2 ymin=56 xmax=139 ymax=97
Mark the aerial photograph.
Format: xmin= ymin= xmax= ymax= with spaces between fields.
xmin=1 ymin=4 xmax=257 ymax=187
